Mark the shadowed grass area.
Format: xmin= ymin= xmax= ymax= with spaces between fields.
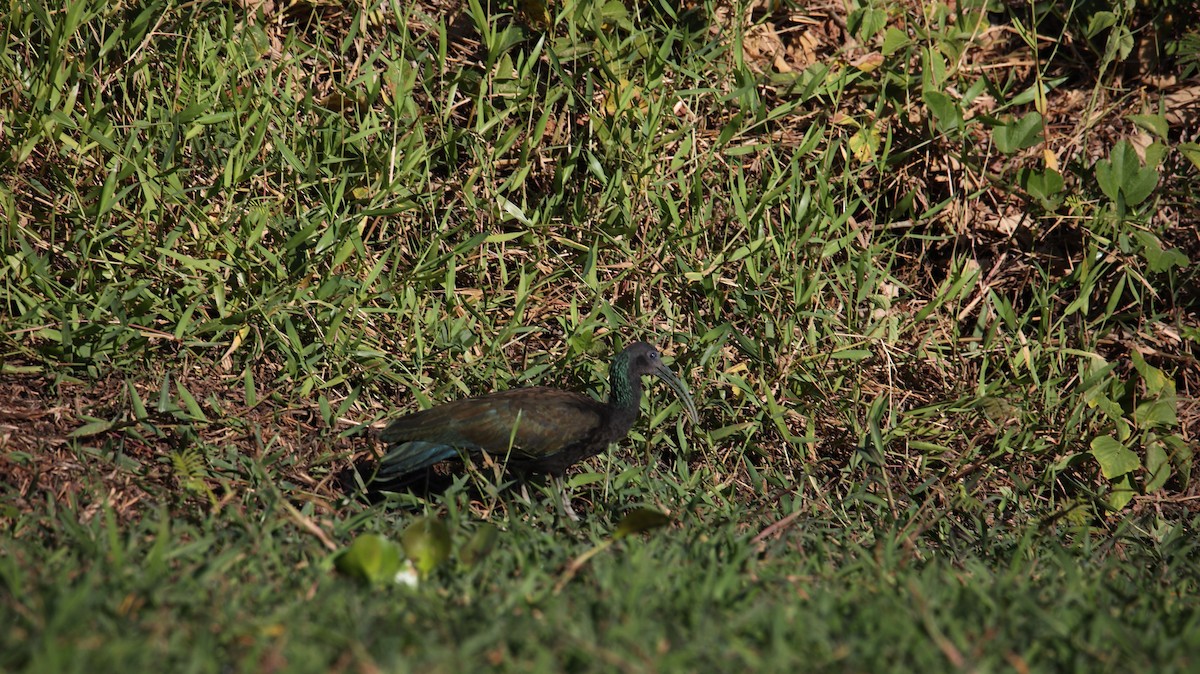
xmin=4 ymin=468 xmax=1199 ymax=672
xmin=2 ymin=0 xmax=1199 ymax=670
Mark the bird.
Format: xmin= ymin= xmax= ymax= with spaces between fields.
xmin=372 ymin=341 xmax=699 ymax=515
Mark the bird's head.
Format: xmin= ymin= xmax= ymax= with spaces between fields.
xmin=621 ymin=342 xmax=700 ymax=424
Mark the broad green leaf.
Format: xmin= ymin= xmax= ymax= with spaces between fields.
xmin=335 ymin=534 xmax=404 ymax=585
xmin=993 ymin=112 xmax=1042 ymax=153
xmin=1115 ymin=417 xmax=1133 ymax=443
xmin=1018 ymin=168 xmax=1064 ymax=210
xmin=882 ymin=27 xmax=909 ymax=55
xmin=1107 ymin=473 xmax=1136 ymax=511
xmin=1094 ymin=149 xmax=1120 ymax=200
xmin=1109 ymin=25 xmax=1134 ymax=61
xmin=1134 ymin=398 xmax=1177 ymax=429
xmin=849 ymin=127 xmax=879 ymax=162
xmin=1144 ymin=440 xmax=1171 ymax=494
xmin=1133 ymin=231 xmax=1188 ymax=272
xmin=924 ymin=46 xmax=948 ymax=88
xmin=1095 ymin=140 xmax=1158 ymax=206
xmin=1128 ymin=113 xmax=1168 ymax=140
xmin=614 ymin=508 xmax=671 ymax=539
xmin=1122 ymin=163 xmax=1158 ymax=205
xmin=1131 ymin=350 xmax=1171 ymax=395
xmin=848 ymin=7 xmax=888 ymax=39
xmin=1144 ymin=141 xmax=1168 ymax=169
xmin=923 ymin=90 xmax=962 ymax=133
xmin=1165 ymin=435 xmax=1192 ymax=487
xmin=1089 ymin=436 xmax=1141 ymax=479
xmin=1085 ymin=11 xmax=1117 ymax=38
xmin=1178 ymin=142 xmax=1200 ymax=170
xmin=402 ymin=517 xmax=451 ymax=577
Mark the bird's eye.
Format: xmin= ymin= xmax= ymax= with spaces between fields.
xmin=649 ymin=351 xmax=659 ymax=360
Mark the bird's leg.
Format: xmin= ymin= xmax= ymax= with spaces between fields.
xmin=523 ymin=475 xmax=579 ymax=521
xmin=554 ymin=475 xmax=579 ymax=522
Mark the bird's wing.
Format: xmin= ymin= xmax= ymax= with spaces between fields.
xmin=380 ymin=387 xmax=605 ymax=460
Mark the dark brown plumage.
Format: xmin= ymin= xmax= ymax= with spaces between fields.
xmin=373 ymin=342 xmax=699 ymax=485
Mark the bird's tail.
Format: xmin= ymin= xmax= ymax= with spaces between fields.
xmin=374 ymin=441 xmax=460 ymax=482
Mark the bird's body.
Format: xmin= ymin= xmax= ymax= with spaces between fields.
xmin=374 ymin=342 xmax=698 ymax=486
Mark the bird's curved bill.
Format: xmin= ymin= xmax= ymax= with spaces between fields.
xmin=653 ymin=363 xmax=700 ymax=425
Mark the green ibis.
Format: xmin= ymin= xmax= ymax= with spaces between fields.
xmin=373 ymin=342 xmax=699 ymax=514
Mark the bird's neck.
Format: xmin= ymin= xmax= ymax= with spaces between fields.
xmin=609 ymin=364 xmax=648 ymax=412
xmin=606 ymin=359 xmax=643 ymax=431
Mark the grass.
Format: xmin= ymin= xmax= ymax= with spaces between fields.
xmin=2 ymin=0 xmax=1199 ymax=671
xmin=6 ymin=470 xmax=1199 ymax=672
